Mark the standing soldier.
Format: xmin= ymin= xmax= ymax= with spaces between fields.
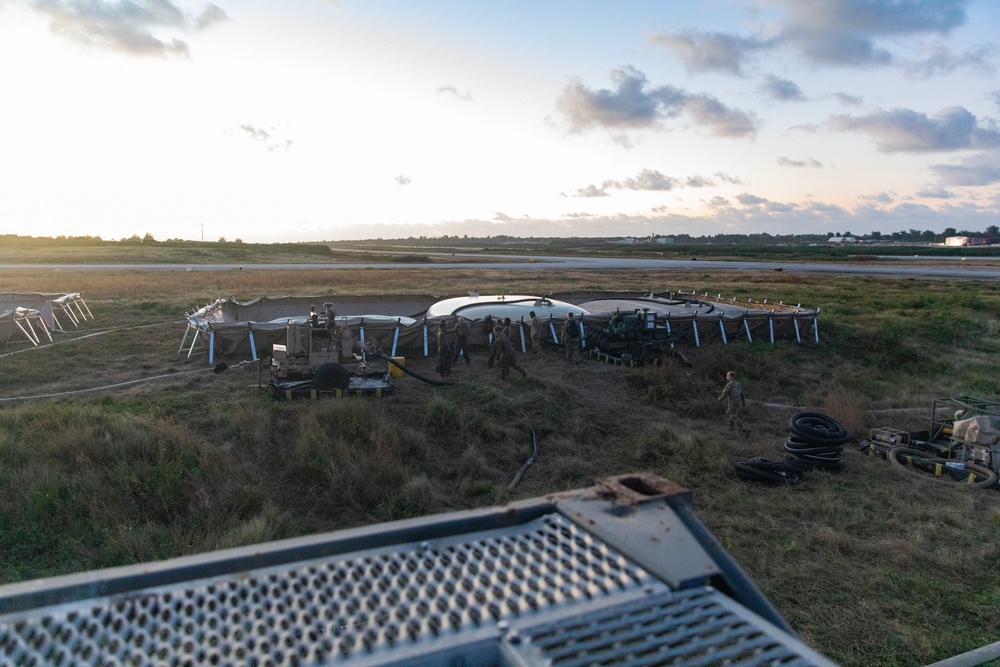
xmin=323 ymin=302 xmax=337 ymax=340
xmin=436 ymin=321 xmax=453 ymax=377
xmin=502 ymin=317 xmax=513 ymax=339
xmin=486 ymin=316 xmax=505 ymax=368
xmin=528 ymin=311 xmax=542 ymax=353
xmin=561 ymin=312 xmax=582 ymax=364
xmin=719 ymin=370 xmax=750 ymax=436
xmin=489 ymin=325 xmax=527 ymax=380
xmin=453 ymin=316 xmax=472 ymax=366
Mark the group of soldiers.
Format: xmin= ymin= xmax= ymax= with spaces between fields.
xmin=434 ymin=311 xmax=588 ymax=379
xmin=318 ymin=303 xmax=751 ymax=435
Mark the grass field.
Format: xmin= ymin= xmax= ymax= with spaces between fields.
xmin=1 ymin=265 xmax=999 ymax=666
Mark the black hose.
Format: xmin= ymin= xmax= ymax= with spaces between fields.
xmin=734 ymin=456 xmax=802 ymax=485
xmin=375 ymin=351 xmax=457 ymax=387
xmin=509 ymin=426 xmax=539 ymax=489
xmin=789 ymin=411 xmax=849 ymax=443
xmin=888 ymin=446 xmax=998 ymax=489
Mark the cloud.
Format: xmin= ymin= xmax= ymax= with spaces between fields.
xmin=903 ymin=42 xmax=995 ymax=79
xmin=828 ymin=106 xmax=1000 ymax=152
xmin=237 ymin=124 xmax=291 ymax=152
xmin=683 ymin=94 xmax=760 ymax=138
xmin=555 ymin=66 xmax=758 ymax=139
xmin=861 ymin=192 xmax=895 ymax=204
xmin=685 ymin=175 xmax=714 ymax=188
xmin=617 ymin=169 xmax=679 ymax=191
xmin=735 ymin=193 xmax=768 ymax=205
xmin=650 ymin=1 xmax=976 ymax=78
xmin=556 ymin=67 xmax=684 ymax=131
xmin=759 ymin=74 xmax=806 ymax=102
xmin=832 ymin=92 xmax=864 ymax=106
xmin=395 ymin=175 xmax=412 ymax=186
xmin=648 ymin=30 xmax=769 ymax=76
xmin=730 ymin=192 xmax=802 ymax=214
xmin=778 ymin=156 xmax=823 ymax=168
xmin=564 ymin=184 xmax=609 ymax=198
xmin=28 ymin=0 xmax=228 ymax=57
xmin=239 ymin=124 xmax=271 ymax=142
xmin=772 ymin=0 xmax=971 ymax=68
xmin=437 ymin=85 xmax=473 ymax=102
xmin=707 ymin=196 xmax=730 ymax=207
xmin=715 ymin=172 xmax=745 ymax=185
xmin=930 ymin=151 xmax=1000 ymax=185
xmin=915 ymin=186 xmax=956 ymax=198
xmin=765 ymin=201 xmax=796 ymax=213
xmin=565 ymin=169 xmax=724 ymax=197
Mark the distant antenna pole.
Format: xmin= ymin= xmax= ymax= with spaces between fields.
xmin=201 ymin=223 xmax=204 ymax=242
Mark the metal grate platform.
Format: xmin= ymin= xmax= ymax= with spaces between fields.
xmin=0 ymin=475 xmax=838 ymax=666
xmin=507 ymin=587 xmax=822 ymax=667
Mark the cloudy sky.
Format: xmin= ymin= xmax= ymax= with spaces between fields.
xmin=0 ymin=0 xmax=997 ymax=242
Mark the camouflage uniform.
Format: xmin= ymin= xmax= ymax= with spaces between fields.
xmin=436 ymin=324 xmax=453 ymax=376
xmin=719 ymin=377 xmax=750 ymax=435
xmin=561 ymin=315 xmax=582 ymax=364
xmin=490 ymin=330 xmax=527 ymax=379
xmin=528 ymin=314 xmax=542 ymax=353
xmin=453 ymin=318 xmax=472 ymax=365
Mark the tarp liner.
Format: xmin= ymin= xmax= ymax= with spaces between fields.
xmin=181 ymin=290 xmax=818 ymax=361
xmin=0 ymin=292 xmax=92 ymax=346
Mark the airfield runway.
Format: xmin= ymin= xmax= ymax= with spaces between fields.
xmin=2 ymin=253 xmax=999 ymax=280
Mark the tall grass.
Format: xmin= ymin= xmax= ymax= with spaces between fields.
xmin=1 ymin=267 xmax=999 ymax=666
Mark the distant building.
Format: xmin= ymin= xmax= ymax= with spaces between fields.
xmin=616 ymin=237 xmax=637 ymax=244
xmin=655 ymin=237 xmax=674 ymax=244
xmin=945 ymin=236 xmax=970 ymax=247
xmin=827 ymin=236 xmax=857 ymax=244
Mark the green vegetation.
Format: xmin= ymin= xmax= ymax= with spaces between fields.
xmin=5 ymin=231 xmax=1000 ymax=265
xmin=1 ymin=266 xmax=999 ymax=666
xmin=0 ymin=235 xmax=341 ymax=264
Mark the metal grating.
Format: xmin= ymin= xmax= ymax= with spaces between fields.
xmin=506 ymin=587 xmax=827 ymax=667
xmin=0 ymin=478 xmax=841 ymax=667
xmin=0 ymin=514 xmax=657 ymax=666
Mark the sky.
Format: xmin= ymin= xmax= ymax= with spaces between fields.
xmin=0 ymin=0 xmax=998 ymax=242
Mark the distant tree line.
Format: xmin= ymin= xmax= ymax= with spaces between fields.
xmin=4 ymin=224 xmax=999 ymax=247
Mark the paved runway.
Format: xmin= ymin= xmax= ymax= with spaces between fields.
xmin=2 ymin=254 xmax=999 ymax=280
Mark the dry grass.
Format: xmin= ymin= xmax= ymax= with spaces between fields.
xmin=2 ymin=266 xmax=1000 ymax=666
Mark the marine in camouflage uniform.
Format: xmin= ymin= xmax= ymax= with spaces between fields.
xmin=719 ymin=371 xmax=750 ymax=436
xmin=452 ymin=316 xmax=472 ymax=365
xmin=561 ymin=313 xmax=582 ymax=364
xmin=436 ymin=322 xmax=454 ymax=376
xmin=528 ymin=311 xmax=542 ymax=353
xmin=489 ymin=326 xmax=527 ymax=380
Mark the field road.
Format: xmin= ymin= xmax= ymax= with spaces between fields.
xmin=2 ymin=254 xmax=1000 ymax=280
